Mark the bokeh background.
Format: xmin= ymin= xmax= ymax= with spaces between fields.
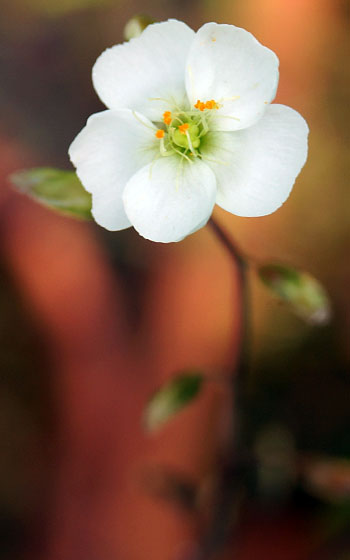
xmin=0 ymin=0 xmax=349 ymax=559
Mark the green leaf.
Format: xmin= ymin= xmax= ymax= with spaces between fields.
xmin=258 ymin=263 xmax=331 ymax=325
xmin=124 ymin=15 xmax=155 ymax=40
xmin=144 ymin=372 xmax=204 ymax=432
xmin=9 ymin=168 xmax=92 ymax=220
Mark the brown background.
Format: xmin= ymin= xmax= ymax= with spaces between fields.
xmin=0 ymin=1 xmax=349 ymax=559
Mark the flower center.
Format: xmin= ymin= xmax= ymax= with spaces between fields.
xmin=154 ymin=99 xmax=219 ymax=161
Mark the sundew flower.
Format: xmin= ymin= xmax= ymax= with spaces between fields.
xmin=69 ymin=20 xmax=308 ymax=243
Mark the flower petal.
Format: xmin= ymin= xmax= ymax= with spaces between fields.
xmin=90 ymin=190 xmax=129 ymax=230
xmin=68 ymin=109 xmax=158 ymax=230
xmin=202 ymin=104 xmax=308 ymax=216
xmin=92 ymin=20 xmax=195 ymax=121
xmin=186 ymin=23 xmax=279 ymax=131
xmin=123 ymin=157 xmax=217 ymax=242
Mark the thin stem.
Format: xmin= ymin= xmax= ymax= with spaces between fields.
xmin=208 ymin=218 xmax=249 ymax=397
xmin=208 ymin=218 xmax=246 ymax=270
xmin=193 ymin=218 xmax=250 ymax=560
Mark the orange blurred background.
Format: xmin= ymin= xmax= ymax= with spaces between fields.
xmin=0 ymin=1 xmax=349 ymax=559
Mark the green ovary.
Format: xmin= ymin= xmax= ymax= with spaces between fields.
xmin=172 ymin=123 xmax=201 ymax=150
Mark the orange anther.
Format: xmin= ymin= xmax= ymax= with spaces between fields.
xmin=195 ymin=99 xmax=218 ymax=111
xmin=155 ymin=129 xmax=165 ymax=139
xmin=205 ymin=99 xmax=218 ymax=109
xmin=178 ymin=123 xmax=189 ymax=134
xmin=195 ymin=100 xmax=206 ymax=111
xmin=163 ymin=111 xmax=172 ymax=125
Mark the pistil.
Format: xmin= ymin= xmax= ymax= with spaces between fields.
xmin=155 ymin=99 xmax=219 ymax=161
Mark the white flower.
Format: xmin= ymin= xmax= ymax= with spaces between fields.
xmin=69 ymin=20 xmax=308 ymax=243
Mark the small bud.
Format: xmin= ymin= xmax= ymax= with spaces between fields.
xmin=143 ymin=372 xmax=204 ymax=432
xmin=258 ymin=263 xmax=331 ymax=326
xmin=124 ymin=15 xmax=155 ymax=41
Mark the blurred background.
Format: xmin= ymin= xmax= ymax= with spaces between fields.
xmin=0 ymin=0 xmax=349 ymax=559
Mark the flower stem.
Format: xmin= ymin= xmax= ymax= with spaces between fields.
xmin=194 ymin=218 xmax=251 ymax=559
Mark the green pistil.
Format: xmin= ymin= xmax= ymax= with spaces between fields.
xmin=161 ymin=109 xmax=212 ymax=160
xmin=173 ymin=123 xmax=200 ymax=149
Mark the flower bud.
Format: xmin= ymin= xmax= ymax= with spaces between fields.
xmin=258 ymin=263 xmax=331 ymax=325
xmin=124 ymin=15 xmax=155 ymax=41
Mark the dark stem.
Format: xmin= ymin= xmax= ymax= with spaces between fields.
xmin=193 ymin=218 xmax=250 ymax=560
xmin=208 ymin=218 xmax=249 ymax=403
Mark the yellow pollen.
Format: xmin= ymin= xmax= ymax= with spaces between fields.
xmin=195 ymin=99 xmax=219 ymax=111
xmin=178 ymin=123 xmax=189 ymax=135
xmin=194 ymin=100 xmax=206 ymax=111
xmin=163 ymin=111 xmax=172 ymax=125
xmin=155 ymin=129 xmax=165 ymax=139
xmin=205 ymin=99 xmax=219 ymax=109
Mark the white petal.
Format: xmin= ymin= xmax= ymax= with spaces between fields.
xmin=123 ymin=157 xmax=217 ymax=243
xmin=92 ymin=20 xmax=195 ymax=121
xmin=90 ymin=189 xmax=130 ymax=231
xmin=186 ymin=23 xmax=279 ymax=131
xmin=68 ymin=109 xmax=158 ymax=230
xmin=203 ymin=104 xmax=308 ymax=217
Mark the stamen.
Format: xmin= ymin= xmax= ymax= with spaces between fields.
xmin=163 ymin=111 xmax=172 ymax=125
xmin=198 ymin=114 xmax=209 ymax=137
xmin=195 ymin=100 xmax=206 ymax=111
xmin=185 ymin=130 xmax=196 ymax=154
xmin=171 ymin=115 xmax=185 ymax=125
xmin=132 ymin=111 xmax=156 ymax=130
xmin=172 ymin=145 xmax=192 ymax=163
xmin=159 ymin=138 xmax=173 ymax=157
xmin=178 ymin=123 xmax=189 ymax=135
xmin=205 ymin=99 xmax=219 ymax=110
xmin=154 ymin=98 xmax=223 ymax=163
xmin=195 ymin=99 xmax=219 ymax=111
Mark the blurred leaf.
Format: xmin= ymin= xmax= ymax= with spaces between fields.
xmin=19 ymin=0 xmax=114 ymax=17
xmin=258 ymin=263 xmax=331 ymax=325
xmin=302 ymin=456 xmax=350 ymax=503
xmin=124 ymin=14 xmax=155 ymax=40
xmin=10 ymin=168 xmax=92 ymax=220
xmin=144 ymin=372 xmax=204 ymax=432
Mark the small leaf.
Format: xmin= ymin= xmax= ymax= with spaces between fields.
xmin=124 ymin=15 xmax=155 ymax=40
xmin=258 ymin=263 xmax=331 ymax=325
xmin=144 ymin=372 xmax=204 ymax=432
xmin=10 ymin=168 xmax=92 ymax=220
